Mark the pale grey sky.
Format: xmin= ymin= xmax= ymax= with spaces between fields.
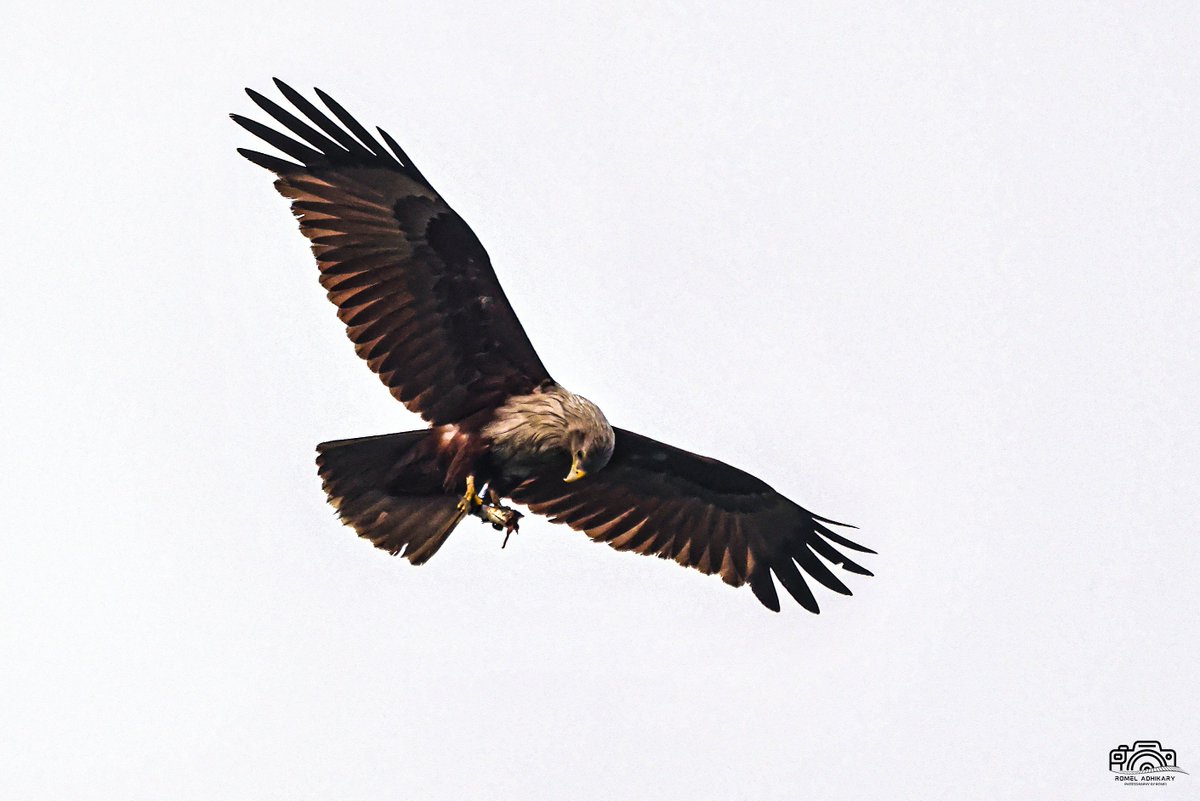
xmin=3 ymin=2 xmax=1198 ymax=799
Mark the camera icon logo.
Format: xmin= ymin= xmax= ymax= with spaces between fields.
xmin=1110 ymin=741 xmax=1177 ymax=773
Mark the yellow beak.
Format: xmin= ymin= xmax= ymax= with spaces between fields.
xmin=564 ymin=457 xmax=587 ymax=483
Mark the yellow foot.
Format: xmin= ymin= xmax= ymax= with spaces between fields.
xmin=456 ymin=475 xmax=483 ymax=513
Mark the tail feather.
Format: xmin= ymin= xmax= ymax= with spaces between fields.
xmin=316 ymin=431 xmax=464 ymax=565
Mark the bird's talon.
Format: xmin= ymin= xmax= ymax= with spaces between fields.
xmin=457 ymin=475 xmax=483 ymax=513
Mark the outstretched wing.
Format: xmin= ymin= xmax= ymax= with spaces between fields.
xmin=509 ymin=428 xmax=873 ymax=612
xmin=233 ymin=79 xmax=551 ymax=425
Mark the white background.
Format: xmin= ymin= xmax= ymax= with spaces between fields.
xmin=3 ymin=2 xmax=1198 ymax=799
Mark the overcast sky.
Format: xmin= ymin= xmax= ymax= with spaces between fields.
xmin=3 ymin=2 xmax=1198 ymax=799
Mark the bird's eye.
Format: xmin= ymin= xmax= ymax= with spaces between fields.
xmin=576 ymin=449 xmax=584 ymax=459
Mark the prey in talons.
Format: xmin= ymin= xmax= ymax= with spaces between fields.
xmin=460 ymin=476 xmax=523 ymax=546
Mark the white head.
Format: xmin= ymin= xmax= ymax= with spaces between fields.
xmin=561 ymin=393 xmax=615 ymax=482
xmin=482 ymin=384 xmax=615 ymax=482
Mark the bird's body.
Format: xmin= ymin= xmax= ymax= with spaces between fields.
xmin=235 ymin=80 xmax=874 ymax=612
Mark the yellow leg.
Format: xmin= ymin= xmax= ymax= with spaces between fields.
xmin=457 ymin=474 xmax=483 ymax=513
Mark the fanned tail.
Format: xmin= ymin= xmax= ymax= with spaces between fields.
xmin=316 ymin=431 xmax=464 ymax=565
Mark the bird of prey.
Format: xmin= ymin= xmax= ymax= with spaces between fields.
xmin=233 ymin=79 xmax=874 ymax=612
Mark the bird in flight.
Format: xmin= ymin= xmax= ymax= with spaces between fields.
xmin=233 ymin=80 xmax=874 ymax=612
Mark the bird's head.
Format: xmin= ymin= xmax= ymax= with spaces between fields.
xmin=563 ymin=399 xmax=615 ymax=483
xmin=565 ymin=428 xmax=615 ymax=482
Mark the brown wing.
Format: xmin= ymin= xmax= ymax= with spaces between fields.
xmin=233 ymin=79 xmax=551 ymax=424
xmin=509 ymin=428 xmax=873 ymax=612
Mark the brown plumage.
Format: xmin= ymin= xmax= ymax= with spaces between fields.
xmin=234 ymin=79 xmax=874 ymax=612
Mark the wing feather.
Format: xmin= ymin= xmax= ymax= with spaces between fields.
xmin=511 ymin=428 xmax=873 ymax=613
xmin=234 ymin=81 xmax=551 ymax=423
xmin=272 ymin=78 xmax=374 ymax=158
